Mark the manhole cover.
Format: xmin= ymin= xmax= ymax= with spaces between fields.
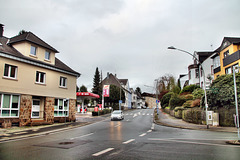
xmin=59 ymin=142 xmax=74 ymax=145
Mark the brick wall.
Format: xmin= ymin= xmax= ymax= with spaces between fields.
xmin=19 ymin=95 xmax=32 ymax=127
xmin=44 ymin=97 xmax=54 ymax=124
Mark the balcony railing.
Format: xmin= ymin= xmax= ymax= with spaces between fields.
xmin=223 ymin=50 xmax=240 ymax=67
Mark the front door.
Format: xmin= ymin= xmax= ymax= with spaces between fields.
xmin=32 ymin=98 xmax=40 ymax=118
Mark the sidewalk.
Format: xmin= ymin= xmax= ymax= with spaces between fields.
xmin=0 ymin=112 xmax=110 ymax=143
xmin=155 ymin=109 xmax=238 ymax=133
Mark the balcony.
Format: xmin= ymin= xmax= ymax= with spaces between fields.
xmin=223 ymin=50 xmax=240 ymax=67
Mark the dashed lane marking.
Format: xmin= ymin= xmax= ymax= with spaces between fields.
xmin=123 ymin=139 xmax=135 ymax=144
xmin=92 ymin=148 xmax=114 ymax=156
xmin=139 ymin=133 xmax=147 ymax=137
xmin=147 ymin=130 xmax=152 ymax=133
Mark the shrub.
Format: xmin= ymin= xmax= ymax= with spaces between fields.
xmin=192 ymin=88 xmax=204 ymax=99
xmin=174 ymin=106 xmax=185 ymax=112
xmin=161 ymin=92 xmax=174 ymax=109
xmin=182 ymin=100 xmax=193 ymax=108
xmin=180 ymin=84 xmax=200 ymax=94
xmin=203 ymin=73 xmax=240 ymax=109
xmin=191 ymin=99 xmax=201 ymax=107
xmin=182 ymin=94 xmax=193 ymax=101
xmin=169 ymin=94 xmax=186 ymax=110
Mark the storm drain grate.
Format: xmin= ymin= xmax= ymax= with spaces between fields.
xmin=34 ymin=140 xmax=92 ymax=149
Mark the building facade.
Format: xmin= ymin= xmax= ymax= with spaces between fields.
xmin=0 ymin=25 xmax=80 ymax=128
xmin=213 ymin=37 xmax=240 ymax=78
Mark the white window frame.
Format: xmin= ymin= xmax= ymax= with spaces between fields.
xmin=36 ymin=71 xmax=46 ymax=84
xmin=30 ymin=45 xmax=37 ymax=56
xmin=54 ymin=99 xmax=69 ymax=117
xmin=3 ymin=64 xmax=18 ymax=79
xmin=0 ymin=93 xmax=20 ymax=118
xmin=31 ymin=98 xmax=40 ymax=118
xmin=45 ymin=51 xmax=50 ymax=60
xmin=60 ymin=76 xmax=67 ymax=88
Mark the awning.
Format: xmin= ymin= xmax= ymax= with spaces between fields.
xmin=76 ymin=92 xmax=100 ymax=99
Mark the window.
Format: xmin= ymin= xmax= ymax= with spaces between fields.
xmin=45 ymin=51 xmax=50 ymax=60
xmin=0 ymin=93 xmax=20 ymax=117
xmin=30 ymin=45 xmax=37 ymax=56
xmin=195 ymin=69 xmax=199 ymax=78
xmin=223 ymin=50 xmax=229 ymax=58
xmin=189 ymin=70 xmax=191 ymax=80
xmin=225 ymin=67 xmax=232 ymax=74
xmin=60 ymin=77 xmax=67 ymax=87
xmin=4 ymin=64 xmax=17 ymax=79
xmin=54 ymin=99 xmax=69 ymax=117
xmin=36 ymin=71 xmax=46 ymax=84
xmin=213 ymin=56 xmax=220 ymax=69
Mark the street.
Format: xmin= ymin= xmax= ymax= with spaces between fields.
xmin=0 ymin=109 xmax=240 ymax=160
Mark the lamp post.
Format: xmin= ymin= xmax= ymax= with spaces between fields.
xmin=168 ymin=46 xmax=209 ymax=129
xmin=233 ymin=66 xmax=240 ymax=140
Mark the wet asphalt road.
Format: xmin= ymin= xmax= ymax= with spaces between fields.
xmin=0 ymin=108 xmax=240 ymax=160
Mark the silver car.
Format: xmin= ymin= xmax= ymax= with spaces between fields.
xmin=111 ymin=110 xmax=124 ymax=121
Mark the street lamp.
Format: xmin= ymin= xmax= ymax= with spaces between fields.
xmin=168 ymin=46 xmax=209 ymax=129
xmin=233 ymin=66 xmax=240 ymax=140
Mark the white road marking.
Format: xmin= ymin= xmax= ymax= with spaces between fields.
xmin=123 ymin=139 xmax=135 ymax=144
xmin=151 ymin=123 xmax=155 ymax=130
xmin=148 ymin=138 xmax=240 ymax=148
xmin=147 ymin=130 xmax=152 ymax=133
xmin=138 ymin=112 xmax=141 ymax=115
xmin=130 ymin=113 xmax=133 ymax=115
xmin=151 ymin=114 xmax=153 ymax=116
xmin=133 ymin=114 xmax=137 ymax=118
xmin=92 ymin=148 xmax=114 ymax=156
xmin=139 ymin=133 xmax=147 ymax=137
xmin=142 ymin=113 xmax=145 ymax=115
xmin=70 ymin=133 xmax=94 ymax=140
xmin=126 ymin=119 xmax=129 ymax=121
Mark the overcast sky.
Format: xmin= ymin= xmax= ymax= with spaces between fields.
xmin=1 ymin=0 xmax=240 ymax=93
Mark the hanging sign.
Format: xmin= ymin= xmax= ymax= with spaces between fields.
xmin=103 ymin=85 xmax=110 ymax=97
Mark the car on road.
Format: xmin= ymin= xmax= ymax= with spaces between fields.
xmin=111 ymin=110 xmax=124 ymax=121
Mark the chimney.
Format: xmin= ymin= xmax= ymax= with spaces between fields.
xmin=0 ymin=24 xmax=4 ymax=37
xmin=107 ymin=72 xmax=109 ymax=79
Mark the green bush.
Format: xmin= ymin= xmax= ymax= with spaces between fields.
xmin=169 ymin=94 xmax=186 ymax=110
xmin=192 ymin=88 xmax=204 ymax=99
xmin=161 ymin=92 xmax=174 ymax=109
xmin=182 ymin=100 xmax=193 ymax=108
xmin=174 ymin=106 xmax=185 ymax=111
xmin=182 ymin=94 xmax=193 ymax=100
xmin=203 ymin=73 xmax=240 ymax=109
xmin=180 ymin=84 xmax=200 ymax=94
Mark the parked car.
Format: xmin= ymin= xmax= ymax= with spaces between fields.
xmin=137 ymin=106 xmax=141 ymax=109
xmin=111 ymin=110 xmax=124 ymax=121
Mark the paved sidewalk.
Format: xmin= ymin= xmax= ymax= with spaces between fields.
xmin=155 ymin=109 xmax=238 ymax=133
xmin=0 ymin=112 xmax=110 ymax=142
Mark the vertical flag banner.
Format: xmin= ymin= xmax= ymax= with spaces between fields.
xmin=103 ymin=85 xmax=110 ymax=97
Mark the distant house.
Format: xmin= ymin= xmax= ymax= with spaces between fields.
xmin=0 ymin=24 xmax=80 ymax=128
xmin=141 ymin=92 xmax=155 ymax=109
xmin=101 ymin=73 xmax=132 ymax=109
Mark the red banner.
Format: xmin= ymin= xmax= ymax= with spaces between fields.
xmin=103 ymin=85 xmax=110 ymax=97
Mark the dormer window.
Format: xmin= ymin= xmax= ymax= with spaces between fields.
xmin=30 ymin=45 xmax=37 ymax=56
xmin=45 ymin=51 xmax=50 ymax=60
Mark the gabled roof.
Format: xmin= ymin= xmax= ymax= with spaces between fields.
xmin=119 ymin=79 xmax=128 ymax=85
xmin=196 ymin=51 xmax=214 ymax=63
xmin=219 ymin=37 xmax=240 ymax=51
xmin=0 ymin=36 xmax=80 ymax=77
xmin=9 ymin=32 xmax=59 ymax=53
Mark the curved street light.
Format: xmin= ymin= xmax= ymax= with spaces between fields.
xmin=168 ymin=46 xmax=209 ymax=129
